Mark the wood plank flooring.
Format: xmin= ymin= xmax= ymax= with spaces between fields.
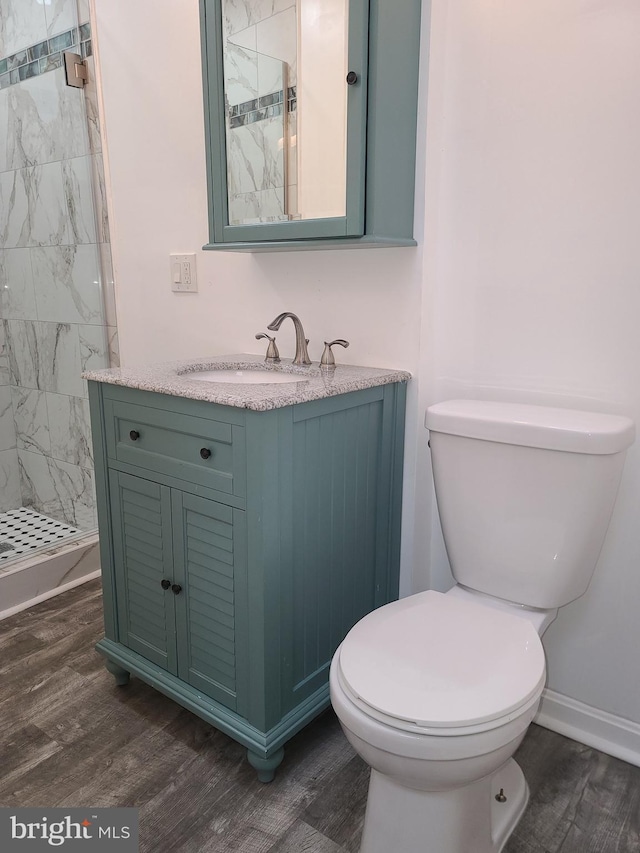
xmin=1 ymin=580 xmax=638 ymax=852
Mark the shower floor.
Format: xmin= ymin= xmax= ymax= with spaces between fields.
xmin=0 ymin=508 xmax=82 ymax=571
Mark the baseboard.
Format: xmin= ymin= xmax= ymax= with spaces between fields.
xmin=535 ymin=688 xmax=640 ymax=768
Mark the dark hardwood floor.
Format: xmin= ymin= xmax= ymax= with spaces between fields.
xmin=1 ymin=580 xmax=638 ymax=852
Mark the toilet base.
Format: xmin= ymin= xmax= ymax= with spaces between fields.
xmin=490 ymin=758 xmax=529 ymax=851
xmin=359 ymin=758 xmax=529 ymax=853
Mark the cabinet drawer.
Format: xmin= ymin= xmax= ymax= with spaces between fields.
xmin=105 ymin=399 xmax=244 ymax=496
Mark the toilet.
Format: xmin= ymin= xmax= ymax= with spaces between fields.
xmin=330 ymin=399 xmax=635 ymax=853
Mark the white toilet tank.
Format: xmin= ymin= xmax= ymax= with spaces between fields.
xmin=426 ymin=400 xmax=635 ymax=609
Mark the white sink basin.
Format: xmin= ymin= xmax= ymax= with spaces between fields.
xmin=183 ymin=369 xmax=310 ymax=385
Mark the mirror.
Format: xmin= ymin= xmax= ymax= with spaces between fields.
xmin=221 ymin=0 xmax=348 ymax=226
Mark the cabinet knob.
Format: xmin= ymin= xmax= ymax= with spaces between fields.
xmin=171 ymin=584 xmax=182 ymax=595
xmin=346 ymin=71 xmax=358 ymax=85
xmin=200 ymin=447 xmax=212 ymax=460
xmin=161 ymin=579 xmax=171 ymax=590
xmin=129 ymin=430 xmax=140 ymax=441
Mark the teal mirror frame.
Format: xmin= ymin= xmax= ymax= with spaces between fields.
xmin=200 ymin=0 xmax=424 ymax=252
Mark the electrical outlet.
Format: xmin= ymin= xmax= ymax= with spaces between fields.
xmin=170 ymin=254 xmax=198 ymax=292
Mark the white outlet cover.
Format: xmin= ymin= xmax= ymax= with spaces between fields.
xmin=170 ymin=253 xmax=198 ymax=292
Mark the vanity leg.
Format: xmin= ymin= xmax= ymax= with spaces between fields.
xmin=247 ymin=747 xmax=285 ymax=783
xmin=105 ymin=660 xmax=130 ymax=686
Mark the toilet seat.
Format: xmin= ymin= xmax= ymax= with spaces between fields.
xmin=338 ymin=590 xmax=546 ymax=733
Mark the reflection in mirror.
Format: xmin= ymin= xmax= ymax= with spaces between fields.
xmin=221 ymin=0 xmax=348 ymax=226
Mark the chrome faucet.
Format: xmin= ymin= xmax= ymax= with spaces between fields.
xmin=267 ymin=312 xmax=311 ymax=365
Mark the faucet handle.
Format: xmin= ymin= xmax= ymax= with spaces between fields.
xmin=255 ymin=333 xmax=280 ymax=362
xmin=320 ymin=339 xmax=350 ymax=367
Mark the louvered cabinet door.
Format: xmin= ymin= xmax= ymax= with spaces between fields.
xmin=108 ymin=470 xmax=178 ymax=674
xmin=171 ymin=491 xmax=248 ymax=713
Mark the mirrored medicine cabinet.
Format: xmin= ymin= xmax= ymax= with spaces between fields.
xmin=199 ymin=0 xmax=423 ymax=251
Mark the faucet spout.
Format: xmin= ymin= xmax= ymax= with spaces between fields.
xmin=267 ymin=312 xmax=312 ymax=365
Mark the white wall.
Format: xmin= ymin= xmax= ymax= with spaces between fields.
xmin=423 ymin=0 xmax=640 ymax=730
xmin=93 ymin=0 xmax=640 ymax=744
xmin=298 ymin=0 xmax=348 ymax=219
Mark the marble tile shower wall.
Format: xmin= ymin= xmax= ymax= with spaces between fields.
xmin=0 ymin=0 xmax=117 ymax=530
xmin=223 ymin=0 xmax=298 ymax=223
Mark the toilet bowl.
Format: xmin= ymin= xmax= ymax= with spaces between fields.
xmin=330 ymin=590 xmax=546 ymax=853
xmin=330 ymin=399 xmax=635 ymax=853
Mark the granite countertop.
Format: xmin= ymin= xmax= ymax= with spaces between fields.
xmin=83 ymin=354 xmax=411 ymax=412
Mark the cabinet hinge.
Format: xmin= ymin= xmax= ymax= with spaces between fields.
xmin=64 ymin=51 xmax=88 ymax=88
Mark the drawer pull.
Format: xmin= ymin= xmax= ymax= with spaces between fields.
xmin=171 ymin=584 xmax=182 ymax=595
xmin=200 ymin=447 xmax=212 ymax=460
xmin=160 ymin=579 xmax=171 ymax=590
xmin=129 ymin=430 xmax=140 ymax=441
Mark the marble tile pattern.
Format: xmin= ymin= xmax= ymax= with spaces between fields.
xmin=0 ymin=321 xmax=9 ymax=384
xmin=43 ymin=0 xmax=78 ymax=40
xmin=0 ymin=159 xmax=99 ymax=250
xmin=82 ymin=57 xmax=102 ymax=155
xmin=62 ymin=155 xmax=99 ymax=245
xmin=77 ymin=0 xmax=91 ymax=26
xmin=224 ymin=41 xmax=258 ymax=108
xmin=0 ymin=0 xmax=48 ymax=59
xmin=227 ymin=116 xmax=285 ymax=194
xmin=79 ymin=323 xmax=109 ymax=377
xmin=222 ymin=0 xmax=295 ymax=39
xmin=18 ymin=448 xmax=96 ymax=529
xmin=30 ymin=244 xmax=103 ymax=325
xmin=89 ymin=152 xmax=109 ymax=243
xmin=99 ymin=242 xmax=116 ymax=326
xmin=106 ymin=326 xmax=119 ymax=368
xmin=0 ymin=163 xmax=69 ymax=248
xmin=0 ymin=384 xmax=16 ymax=450
xmin=223 ymin=1 xmax=296 ymax=225
xmin=0 ymin=447 xmax=21 ymax=511
xmin=0 ymin=69 xmax=87 ymax=171
xmin=47 ymin=392 xmax=92 ymax=468
xmin=0 ymin=10 xmax=113 ymax=530
xmin=228 ymin=188 xmax=286 ymax=225
xmin=0 ymin=248 xmax=37 ymax=320
xmin=5 ymin=319 xmax=84 ymax=398
xmin=83 ymin=354 xmax=412 ymax=413
xmin=10 ymin=386 xmax=49 ymax=454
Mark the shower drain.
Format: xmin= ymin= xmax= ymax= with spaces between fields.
xmin=0 ymin=508 xmax=81 ymax=566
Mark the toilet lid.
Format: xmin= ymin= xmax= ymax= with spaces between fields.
xmin=338 ymin=590 xmax=546 ymax=729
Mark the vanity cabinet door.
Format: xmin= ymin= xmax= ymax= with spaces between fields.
xmin=108 ymin=471 xmax=247 ymax=712
xmin=171 ymin=491 xmax=248 ymax=714
xmin=109 ymin=471 xmax=178 ymax=675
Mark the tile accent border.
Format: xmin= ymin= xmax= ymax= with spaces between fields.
xmin=228 ymin=86 xmax=296 ymax=129
xmin=0 ymin=23 xmax=92 ymax=90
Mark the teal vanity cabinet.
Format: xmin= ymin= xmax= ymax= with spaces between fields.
xmin=88 ymin=379 xmax=406 ymax=780
xmin=200 ymin=0 xmax=423 ymax=251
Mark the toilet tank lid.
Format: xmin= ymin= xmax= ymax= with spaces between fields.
xmin=426 ymin=400 xmax=635 ymax=455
